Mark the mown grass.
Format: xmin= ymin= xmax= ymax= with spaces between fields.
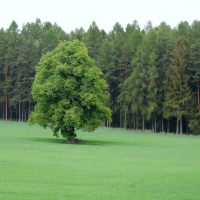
xmin=0 ymin=121 xmax=200 ymax=199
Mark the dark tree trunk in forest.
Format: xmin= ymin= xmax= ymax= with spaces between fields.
xmin=198 ymin=73 xmax=200 ymax=124
xmin=124 ymin=105 xmax=126 ymax=129
xmin=16 ymin=105 xmax=17 ymax=121
xmin=176 ymin=119 xmax=179 ymax=134
xmin=133 ymin=113 xmax=136 ymax=130
xmin=22 ymin=103 xmax=24 ymax=122
xmin=120 ymin=101 xmax=122 ymax=128
xmin=167 ymin=119 xmax=169 ymax=133
xmin=5 ymin=66 xmax=8 ymax=121
xmin=180 ymin=115 xmax=183 ymax=135
xmin=162 ymin=117 xmax=164 ymax=132
xmin=7 ymin=89 xmax=10 ymax=118
xmin=19 ymin=101 xmax=21 ymax=122
xmin=155 ymin=117 xmax=157 ymax=133
xmin=25 ymin=108 xmax=26 ymax=122
xmin=136 ymin=115 xmax=138 ymax=130
xmin=187 ymin=117 xmax=189 ymax=134
xmin=142 ymin=115 xmax=145 ymax=131
xmin=8 ymin=94 xmax=9 ymax=120
xmin=6 ymin=95 xmax=7 ymax=121
xmin=152 ymin=119 xmax=154 ymax=132
xmin=3 ymin=102 xmax=5 ymax=120
xmin=29 ymin=101 xmax=31 ymax=119
xmin=10 ymin=107 xmax=12 ymax=121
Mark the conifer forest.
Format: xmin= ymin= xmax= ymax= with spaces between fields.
xmin=0 ymin=19 xmax=200 ymax=134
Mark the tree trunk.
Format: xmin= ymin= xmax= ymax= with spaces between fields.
xmin=133 ymin=113 xmax=136 ymax=130
xmin=120 ymin=102 xmax=122 ymax=128
xmin=167 ymin=119 xmax=169 ymax=133
xmin=103 ymin=120 xmax=105 ymax=127
xmin=6 ymin=95 xmax=7 ymax=121
xmin=136 ymin=115 xmax=138 ymax=130
xmin=176 ymin=119 xmax=179 ymax=134
xmin=142 ymin=115 xmax=145 ymax=131
xmin=8 ymin=91 xmax=9 ymax=120
xmin=22 ymin=103 xmax=24 ymax=122
xmin=152 ymin=119 xmax=154 ymax=132
xmin=187 ymin=117 xmax=189 ymax=135
xmin=19 ymin=101 xmax=21 ymax=122
xmin=29 ymin=100 xmax=31 ymax=119
xmin=124 ymin=105 xmax=126 ymax=129
xmin=107 ymin=120 xmax=108 ymax=128
xmin=155 ymin=117 xmax=157 ymax=133
xmin=162 ymin=116 xmax=164 ymax=133
xmin=25 ymin=108 xmax=26 ymax=122
xmin=16 ymin=105 xmax=17 ymax=121
xmin=3 ymin=102 xmax=5 ymax=120
xmin=5 ymin=69 xmax=7 ymax=121
xmin=180 ymin=115 xmax=183 ymax=135
xmin=197 ymin=74 xmax=200 ymax=124
xmin=10 ymin=107 xmax=12 ymax=121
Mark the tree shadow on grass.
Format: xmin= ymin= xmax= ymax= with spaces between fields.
xmin=31 ymin=137 xmax=131 ymax=146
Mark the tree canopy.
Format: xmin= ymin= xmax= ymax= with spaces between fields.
xmin=28 ymin=40 xmax=111 ymax=139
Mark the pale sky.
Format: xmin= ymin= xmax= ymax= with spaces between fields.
xmin=1 ymin=0 xmax=200 ymax=33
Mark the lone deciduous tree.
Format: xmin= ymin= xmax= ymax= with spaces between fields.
xmin=28 ymin=40 xmax=111 ymax=140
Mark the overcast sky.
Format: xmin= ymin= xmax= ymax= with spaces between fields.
xmin=1 ymin=0 xmax=200 ymax=33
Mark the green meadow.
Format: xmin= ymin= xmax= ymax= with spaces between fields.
xmin=0 ymin=120 xmax=200 ymax=199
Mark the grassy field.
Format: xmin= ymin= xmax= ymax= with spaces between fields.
xmin=0 ymin=121 xmax=200 ymax=199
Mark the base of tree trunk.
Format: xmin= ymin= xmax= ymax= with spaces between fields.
xmin=66 ymin=138 xmax=83 ymax=144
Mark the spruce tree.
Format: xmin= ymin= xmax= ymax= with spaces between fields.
xmin=0 ymin=30 xmax=9 ymax=120
xmin=97 ymin=39 xmax=114 ymax=127
xmin=164 ymin=35 xmax=191 ymax=134
xmin=189 ymin=39 xmax=200 ymax=133
xmin=86 ymin=21 xmax=101 ymax=59
xmin=156 ymin=22 xmax=174 ymax=132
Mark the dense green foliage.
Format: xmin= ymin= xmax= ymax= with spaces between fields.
xmin=28 ymin=40 xmax=111 ymax=139
xmin=1 ymin=121 xmax=200 ymax=199
xmin=0 ymin=19 xmax=200 ymax=134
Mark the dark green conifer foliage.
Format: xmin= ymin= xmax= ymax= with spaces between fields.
xmin=29 ymin=18 xmax=43 ymax=40
xmin=188 ymin=20 xmax=200 ymax=45
xmin=164 ymin=35 xmax=191 ymax=135
xmin=42 ymin=28 xmax=59 ymax=53
xmin=156 ymin=22 xmax=174 ymax=132
xmin=112 ymin=32 xmax=126 ymax=127
xmin=110 ymin=22 xmax=124 ymax=39
xmin=128 ymin=29 xmax=143 ymax=54
xmin=123 ymin=29 xmax=159 ymax=131
xmin=74 ymin=27 xmax=85 ymax=41
xmin=177 ymin=21 xmax=190 ymax=38
xmin=43 ymin=22 xmax=53 ymax=32
xmin=86 ymin=21 xmax=101 ymax=59
xmin=97 ymin=39 xmax=114 ymax=127
xmin=0 ymin=30 xmax=9 ymax=120
xmin=189 ymin=39 xmax=200 ymax=133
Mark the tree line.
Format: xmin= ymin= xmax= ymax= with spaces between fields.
xmin=0 ymin=19 xmax=200 ymax=134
